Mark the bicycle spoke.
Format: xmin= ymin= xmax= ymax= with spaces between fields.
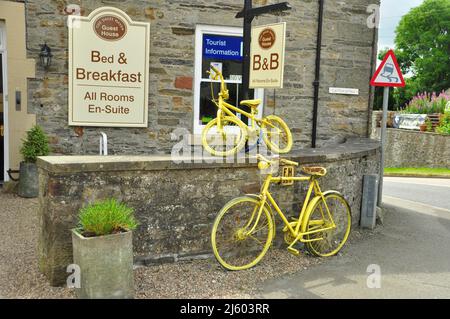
xmin=202 ymin=116 xmax=247 ymax=156
xmin=212 ymin=198 xmax=273 ymax=270
xmin=306 ymin=194 xmax=351 ymax=257
xmin=248 ymin=234 xmax=264 ymax=245
xmin=261 ymin=116 xmax=292 ymax=153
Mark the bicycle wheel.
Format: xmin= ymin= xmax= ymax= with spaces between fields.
xmin=202 ymin=116 xmax=247 ymax=157
xmin=261 ymin=115 xmax=293 ymax=154
xmin=304 ymin=192 xmax=351 ymax=257
xmin=211 ymin=196 xmax=274 ymax=270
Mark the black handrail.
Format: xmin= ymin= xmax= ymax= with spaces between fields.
xmin=7 ymin=169 xmax=19 ymax=182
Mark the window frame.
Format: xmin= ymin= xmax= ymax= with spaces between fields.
xmin=193 ymin=24 xmax=264 ymax=135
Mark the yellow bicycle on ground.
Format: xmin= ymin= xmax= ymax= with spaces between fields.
xmin=211 ymin=155 xmax=352 ymax=270
xmin=202 ymin=66 xmax=293 ymax=157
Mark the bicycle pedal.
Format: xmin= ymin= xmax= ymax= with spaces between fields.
xmin=287 ymin=246 xmax=300 ymax=256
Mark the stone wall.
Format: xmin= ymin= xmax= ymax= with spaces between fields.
xmin=381 ymin=129 xmax=450 ymax=168
xmin=17 ymin=0 xmax=379 ymax=154
xmin=37 ymin=138 xmax=380 ymax=286
xmin=370 ymin=111 xmax=450 ymax=168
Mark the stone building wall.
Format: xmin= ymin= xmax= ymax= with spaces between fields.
xmin=17 ymin=0 xmax=379 ymax=155
xmin=37 ymin=138 xmax=379 ymax=285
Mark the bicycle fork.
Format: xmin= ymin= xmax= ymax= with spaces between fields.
xmin=243 ymin=178 xmax=272 ymax=238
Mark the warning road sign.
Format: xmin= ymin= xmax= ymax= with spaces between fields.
xmin=370 ymin=50 xmax=405 ymax=87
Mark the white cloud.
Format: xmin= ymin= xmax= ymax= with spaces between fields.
xmin=378 ymin=0 xmax=425 ymax=51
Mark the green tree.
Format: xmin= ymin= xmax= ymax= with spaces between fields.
xmin=395 ymin=0 xmax=450 ymax=92
xmin=374 ymin=0 xmax=450 ymax=110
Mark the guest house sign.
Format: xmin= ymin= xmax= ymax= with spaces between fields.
xmin=68 ymin=7 xmax=150 ymax=127
xmin=249 ymin=22 xmax=286 ymax=89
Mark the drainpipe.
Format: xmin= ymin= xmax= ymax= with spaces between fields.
xmin=311 ymin=0 xmax=324 ymax=148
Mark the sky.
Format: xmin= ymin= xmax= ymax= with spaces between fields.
xmin=378 ymin=0 xmax=425 ymax=51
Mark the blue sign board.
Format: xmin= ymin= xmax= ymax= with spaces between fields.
xmin=203 ymin=34 xmax=243 ymax=61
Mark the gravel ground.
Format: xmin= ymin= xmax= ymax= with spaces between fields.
xmin=0 ymin=190 xmax=363 ymax=299
xmin=0 ymin=192 xmax=74 ymax=298
xmin=135 ymin=249 xmax=320 ymax=299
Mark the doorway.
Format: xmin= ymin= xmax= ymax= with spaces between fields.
xmin=0 ymin=21 xmax=7 ymax=183
xmin=0 ymin=53 xmax=4 ymax=182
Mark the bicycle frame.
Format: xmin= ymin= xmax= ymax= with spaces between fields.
xmin=245 ymin=173 xmax=337 ymax=244
xmin=210 ymin=68 xmax=275 ymax=133
xmin=214 ymin=94 xmax=275 ymax=134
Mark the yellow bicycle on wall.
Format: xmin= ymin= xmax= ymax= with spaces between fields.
xmin=211 ymin=155 xmax=352 ymax=270
xmin=201 ymin=66 xmax=293 ymax=157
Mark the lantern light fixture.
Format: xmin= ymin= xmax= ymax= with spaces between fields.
xmin=39 ymin=43 xmax=53 ymax=69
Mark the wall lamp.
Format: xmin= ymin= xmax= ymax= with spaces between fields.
xmin=39 ymin=43 xmax=53 ymax=69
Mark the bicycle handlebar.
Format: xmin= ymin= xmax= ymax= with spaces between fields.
xmin=209 ymin=67 xmax=228 ymax=100
xmin=210 ymin=65 xmax=221 ymax=76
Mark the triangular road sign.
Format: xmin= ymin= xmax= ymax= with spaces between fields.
xmin=370 ymin=50 xmax=405 ymax=87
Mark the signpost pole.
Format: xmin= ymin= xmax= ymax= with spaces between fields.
xmin=370 ymin=49 xmax=405 ymax=207
xmin=378 ymin=86 xmax=389 ymax=206
xmin=241 ymin=0 xmax=253 ymax=101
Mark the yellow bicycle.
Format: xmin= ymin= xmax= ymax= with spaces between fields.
xmin=211 ymin=155 xmax=352 ymax=270
xmin=202 ymin=66 xmax=293 ymax=157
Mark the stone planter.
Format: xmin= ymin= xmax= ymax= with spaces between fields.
xmin=18 ymin=161 xmax=39 ymax=198
xmin=71 ymin=229 xmax=134 ymax=299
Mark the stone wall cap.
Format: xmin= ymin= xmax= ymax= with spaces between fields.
xmin=388 ymin=128 xmax=450 ymax=137
xmin=37 ymin=138 xmax=380 ymax=174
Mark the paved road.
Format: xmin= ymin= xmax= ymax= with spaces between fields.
xmin=384 ymin=177 xmax=450 ymax=210
xmin=258 ymin=178 xmax=450 ymax=298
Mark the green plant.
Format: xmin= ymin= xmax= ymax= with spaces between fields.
xmin=436 ymin=113 xmax=450 ymax=135
xmin=20 ymin=125 xmax=50 ymax=163
xmin=425 ymin=118 xmax=433 ymax=132
xmin=401 ymin=91 xmax=449 ymax=114
xmin=78 ymin=199 xmax=139 ymax=237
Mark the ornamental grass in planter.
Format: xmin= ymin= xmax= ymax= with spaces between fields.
xmin=72 ymin=199 xmax=138 ymax=299
xmin=18 ymin=125 xmax=50 ymax=198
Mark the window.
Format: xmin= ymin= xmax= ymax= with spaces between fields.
xmin=193 ymin=25 xmax=264 ymax=134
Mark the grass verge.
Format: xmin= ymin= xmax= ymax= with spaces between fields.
xmin=384 ymin=167 xmax=450 ymax=178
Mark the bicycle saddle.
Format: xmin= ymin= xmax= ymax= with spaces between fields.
xmin=240 ymin=99 xmax=261 ymax=108
xmin=301 ymin=166 xmax=327 ymax=177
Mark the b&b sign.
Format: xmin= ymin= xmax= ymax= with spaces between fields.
xmin=250 ymin=22 xmax=286 ymax=89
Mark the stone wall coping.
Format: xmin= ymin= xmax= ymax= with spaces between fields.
xmin=37 ymin=138 xmax=380 ymax=174
xmin=387 ymin=128 xmax=450 ymax=138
